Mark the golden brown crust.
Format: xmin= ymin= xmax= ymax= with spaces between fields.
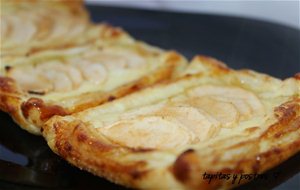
xmin=294 ymin=73 xmax=300 ymax=80
xmin=0 ymin=76 xmax=42 ymax=134
xmin=43 ymin=120 xmax=151 ymax=187
xmin=21 ymin=98 xmax=67 ymax=122
xmin=42 ymin=56 xmax=300 ymax=189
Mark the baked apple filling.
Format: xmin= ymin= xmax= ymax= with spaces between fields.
xmin=99 ymin=85 xmax=265 ymax=149
xmin=6 ymin=48 xmax=147 ymax=95
xmin=1 ymin=7 xmax=89 ymax=51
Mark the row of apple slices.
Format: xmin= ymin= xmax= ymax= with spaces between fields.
xmin=1 ymin=7 xmax=89 ymax=50
xmin=6 ymin=47 xmax=146 ymax=94
xmin=98 ymin=85 xmax=265 ymax=150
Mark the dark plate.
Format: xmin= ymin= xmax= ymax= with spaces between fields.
xmin=1 ymin=4 xmax=299 ymax=190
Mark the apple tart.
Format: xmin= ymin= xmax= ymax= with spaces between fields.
xmin=0 ymin=40 xmax=187 ymax=134
xmin=43 ymin=56 xmax=300 ymax=189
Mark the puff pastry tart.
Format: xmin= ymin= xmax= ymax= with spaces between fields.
xmin=0 ymin=38 xmax=187 ymax=134
xmin=43 ymin=56 xmax=300 ymax=190
xmin=1 ymin=0 xmax=94 ymax=57
xmin=1 ymin=0 xmax=136 ymax=63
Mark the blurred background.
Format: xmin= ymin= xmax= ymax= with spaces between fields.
xmin=86 ymin=0 xmax=300 ymax=29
